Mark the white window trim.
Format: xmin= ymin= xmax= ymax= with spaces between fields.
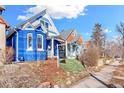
xmin=37 ymin=34 xmax=44 ymax=51
xmin=27 ymin=33 xmax=33 ymax=51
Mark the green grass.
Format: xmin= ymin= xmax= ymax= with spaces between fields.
xmin=60 ymin=59 xmax=85 ymax=75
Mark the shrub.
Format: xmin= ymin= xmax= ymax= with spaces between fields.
xmin=6 ymin=47 xmax=14 ymax=64
xmin=79 ymin=47 xmax=100 ymax=67
xmin=0 ymin=47 xmax=14 ymax=64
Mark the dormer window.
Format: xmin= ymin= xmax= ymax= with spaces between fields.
xmin=40 ymin=20 xmax=49 ymax=29
xmin=41 ymin=20 xmax=45 ymax=26
xmin=45 ymin=22 xmax=49 ymax=29
xmin=27 ymin=33 xmax=33 ymax=51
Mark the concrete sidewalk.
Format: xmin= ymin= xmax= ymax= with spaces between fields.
xmin=71 ymin=62 xmax=120 ymax=88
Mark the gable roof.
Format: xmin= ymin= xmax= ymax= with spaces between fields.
xmin=15 ymin=9 xmax=47 ymax=29
xmin=60 ymin=29 xmax=83 ymax=45
xmin=0 ymin=16 xmax=9 ymax=28
xmin=70 ymin=34 xmax=83 ymax=44
xmin=60 ymin=29 xmax=76 ymax=40
xmin=6 ymin=9 xmax=59 ymax=39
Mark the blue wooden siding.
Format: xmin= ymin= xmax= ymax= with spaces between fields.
xmin=7 ymin=30 xmax=61 ymax=62
xmin=17 ymin=29 xmax=47 ymax=62
xmin=7 ymin=28 xmax=47 ymax=62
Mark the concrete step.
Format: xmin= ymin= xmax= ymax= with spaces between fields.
xmin=113 ymin=76 xmax=124 ymax=80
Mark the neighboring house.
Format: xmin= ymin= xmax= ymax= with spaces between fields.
xmin=6 ymin=9 xmax=63 ymax=62
xmin=60 ymin=29 xmax=83 ymax=59
xmin=0 ymin=6 xmax=9 ymax=57
xmin=84 ymin=40 xmax=92 ymax=49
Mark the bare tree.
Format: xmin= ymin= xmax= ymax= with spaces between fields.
xmin=105 ymin=41 xmax=122 ymax=59
xmin=91 ymin=23 xmax=106 ymax=57
xmin=116 ymin=22 xmax=124 ymax=61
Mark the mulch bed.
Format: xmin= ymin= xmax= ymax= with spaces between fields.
xmin=23 ymin=58 xmax=67 ymax=86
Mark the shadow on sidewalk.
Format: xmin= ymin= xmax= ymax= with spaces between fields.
xmin=90 ymin=73 xmax=116 ymax=88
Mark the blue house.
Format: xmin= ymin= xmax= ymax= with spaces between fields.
xmin=6 ymin=9 xmax=64 ymax=62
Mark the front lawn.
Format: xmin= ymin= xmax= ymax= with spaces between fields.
xmin=60 ymin=59 xmax=85 ymax=75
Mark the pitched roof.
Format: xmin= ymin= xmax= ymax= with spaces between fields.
xmin=15 ymin=9 xmax=47 ymax=29
xmin=0 ymin=16 xmax=9 ymax=28
xmin=70 ymin=34 xmax=83 ymax=44
xmin=7 ymin=9 xmax=59 ymax=38
xmin=6 ymin=9 xmax=47 ymax=39
xmin=60 ymin=29 xmax=83 ymax=45
xmin=60 ymin=29 xmax=75 ymax=40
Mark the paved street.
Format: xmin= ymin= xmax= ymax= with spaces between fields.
xmin=71 ymin=61 xmax=120 ymax=88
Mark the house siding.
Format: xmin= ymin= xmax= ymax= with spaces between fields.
xmin=18 ymin=29 xmax=47 ymax=62
xmin=7 ymin=28 xmax=47 ymax=62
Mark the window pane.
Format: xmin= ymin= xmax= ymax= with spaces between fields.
xmin=37 ymin=35 xmax=42 ymax=49
xmin=40 ymin=20 xmax=44 ymax=26
xmin=27 ymin=33 xmax=32 ymax=49
xmin=45 ymin=22 xmax=49 ymax=28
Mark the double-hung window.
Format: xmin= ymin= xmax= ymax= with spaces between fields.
xmin=27 ymin=33 xmax=33 ymax=51
xmin=37 ymin=34 xmax=43 ymax=51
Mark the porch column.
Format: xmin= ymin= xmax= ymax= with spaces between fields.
xmin=70 ymin=44 xmax=73 ymax=57
xmin=65 ymin=41 xmax=68 ymax=58
xmin=51 ymin=37 xmax=54 ymax=58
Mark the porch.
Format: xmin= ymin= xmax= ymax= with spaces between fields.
xmin=46 ymin=36 xmax=65 ymax=58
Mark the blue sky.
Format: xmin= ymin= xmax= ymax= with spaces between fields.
xmin=2 ymin=5 xmax=124 ymax=41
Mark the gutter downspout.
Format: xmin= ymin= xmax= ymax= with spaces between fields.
xmin=16 ymin=31 xmax=19 ymax=62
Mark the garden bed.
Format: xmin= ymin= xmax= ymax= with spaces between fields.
xmin=0 ymin=59 xmax=89 ymax=88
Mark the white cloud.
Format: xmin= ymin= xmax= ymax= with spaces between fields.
xmin=104 ymin=29 xmax=112 ymax=33
xmin=17 ymin=5 xmax=87 ymax=20
xmin=17 ymin=15 xmax=29 ymax=20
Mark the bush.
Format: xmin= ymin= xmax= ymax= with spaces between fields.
xmin=79 ymin=47 xmax=100 ymax=67
xmin=6 ymin=47 xmax=14 ymax=64
xmin=0 ymin=47 xmax=14 ymax=64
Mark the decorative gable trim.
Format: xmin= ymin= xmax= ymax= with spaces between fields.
xmin=44 ymin=10 xmax=59 ymax=36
